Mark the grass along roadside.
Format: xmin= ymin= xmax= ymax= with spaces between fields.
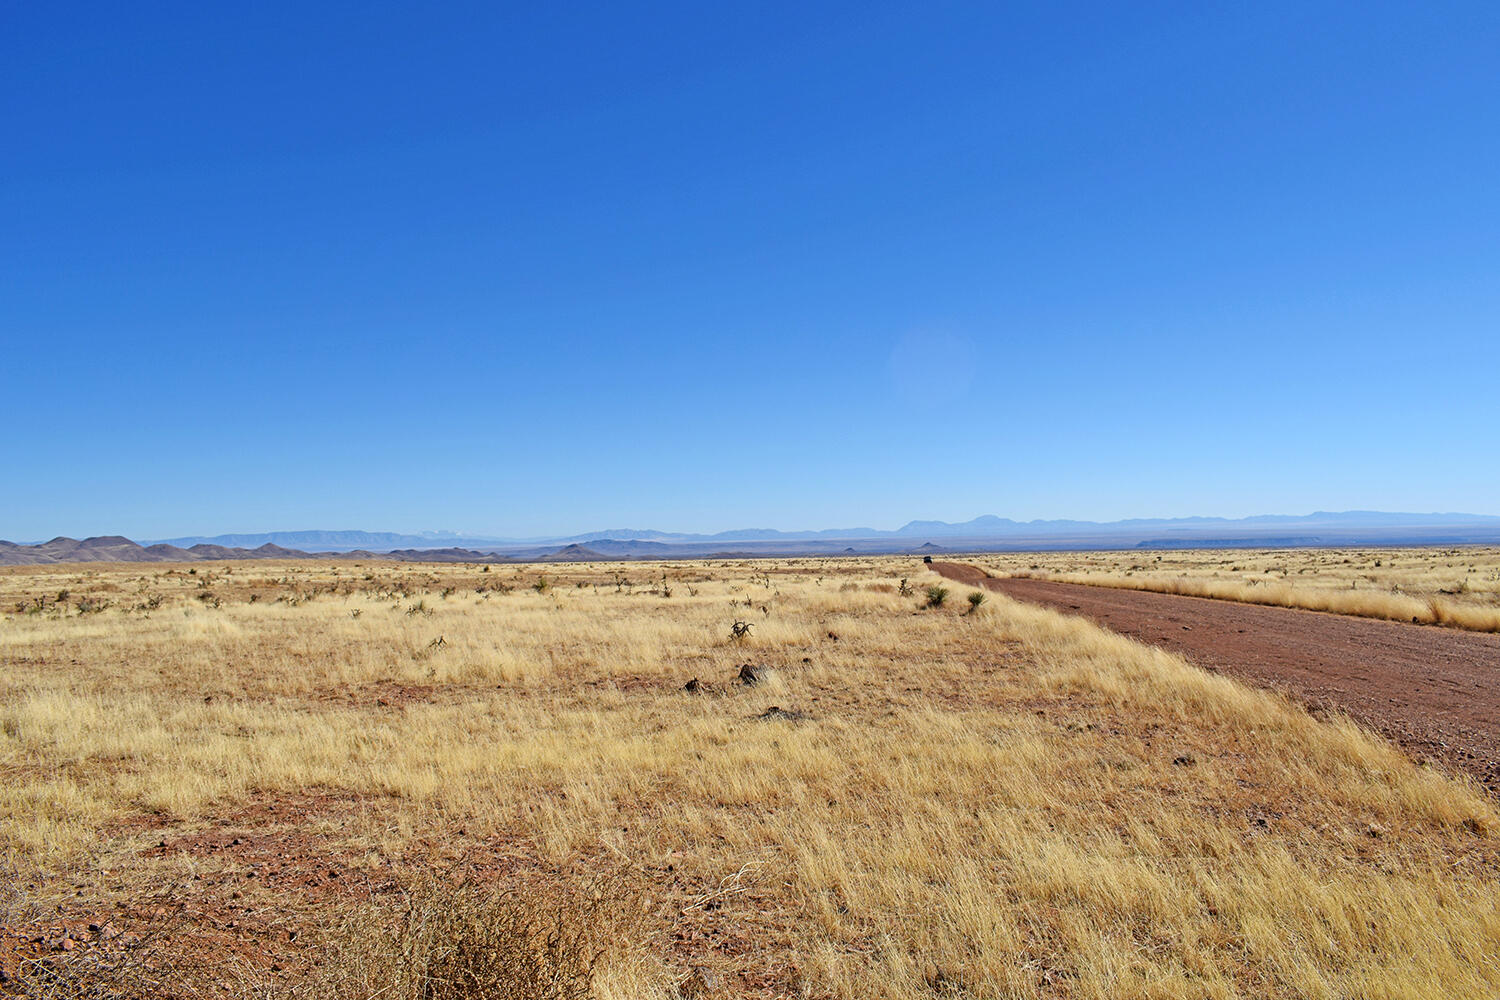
xmin=976 ymin=546 xmax=1500 ymax=632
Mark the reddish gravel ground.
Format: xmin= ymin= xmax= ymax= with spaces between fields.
xmin=931 ymin=563 xmax=1500 ymax=797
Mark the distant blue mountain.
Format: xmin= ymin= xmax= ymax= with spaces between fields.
xmin=152 ymin=529 xmax=508 ymax=551
xmin=146 ymin=511 xmax=1500 ymax=552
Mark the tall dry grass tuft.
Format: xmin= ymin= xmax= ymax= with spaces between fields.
xmin=287 ymin=867 xmax=659 ymax=1000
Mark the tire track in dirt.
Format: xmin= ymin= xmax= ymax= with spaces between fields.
xmin=930 ymin=562 xmax=1500 ymax=796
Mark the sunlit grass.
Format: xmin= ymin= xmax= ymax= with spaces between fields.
xmin=1 ymin=557 xmax=1496 ymax=997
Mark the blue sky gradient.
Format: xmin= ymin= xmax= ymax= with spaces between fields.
xmin=5 ymin=2 xmax=1498 ymax=539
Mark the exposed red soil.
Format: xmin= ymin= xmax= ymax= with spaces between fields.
xmin=931 ymin=563 xmax=1500 ymax=796
xmin=7 ymin=787 xmax=810 ymax=997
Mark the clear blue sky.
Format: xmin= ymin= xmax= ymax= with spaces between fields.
xmin=5 ymin=2 xmax=1498 ymax=540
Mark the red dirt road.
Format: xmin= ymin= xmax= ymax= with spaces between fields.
xmin=931 ymin=563 xmax=1500 ymax=795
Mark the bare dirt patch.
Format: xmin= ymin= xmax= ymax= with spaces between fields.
xmin=933 ymin=562 xmax=1500 ymax=795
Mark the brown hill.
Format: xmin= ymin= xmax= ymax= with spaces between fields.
xmin=0 ymin=536 xmax=162 ymax=565
xmin=142 ymin=543 xmax=200 ymax=560
xmin=535 ymin=544 xmax=605 ymax=562
xmin=0 ymin=535 xmax=329 ymax=566
xmin=382 ymin=547 xmax=512 ymax=563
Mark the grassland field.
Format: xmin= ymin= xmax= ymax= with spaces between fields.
xmin=1 ymin=554 xmax=1498 ymax=999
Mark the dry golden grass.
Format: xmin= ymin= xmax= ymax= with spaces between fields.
xmin=978 ymin=546 xmax=1500 ymax=632
xmin=2 ymin=557 xmax=1498 ymax=998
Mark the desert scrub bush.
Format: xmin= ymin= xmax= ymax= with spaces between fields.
xmin=966 ymin=591 xmax=985 ymax=614
xmin=289 ymin=868 xmax=648 ymax=1000
xmin=924 ymin=584 xmax=949 ymax=608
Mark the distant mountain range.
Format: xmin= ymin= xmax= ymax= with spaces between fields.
xmin=3 ymin=511 xmax=1498 ymax=566
xmin=151 ymin=530 xmax=488 ymax=550
xmin=0 ymin=535 xmax=516 ymax=567
xmin=144 ymin=510 xmax=1500 ymax=550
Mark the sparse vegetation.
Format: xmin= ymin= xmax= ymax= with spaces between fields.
xmin=923 ymin=583 xmax=948 ymax=608
xmin=0 ymin=556 xmax=1497 ymax=998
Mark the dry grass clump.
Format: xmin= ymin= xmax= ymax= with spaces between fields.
xmin=284 ymin=867 xmax=662 ymax=1000
xmin=986 ymin=546 xmax=1500 ymax=631
xmin=1 ymin=557 xmax=1498 ymax=997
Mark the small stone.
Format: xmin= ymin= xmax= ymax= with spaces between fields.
xmin=1172 ymin=752 xmax=1197 ymax=767
xmin=684 ymin=678 xmax=703 ymax=693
